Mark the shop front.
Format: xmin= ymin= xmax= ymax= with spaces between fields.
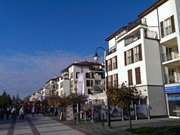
xmin=165 ymin=85 xmax=180 ymax=117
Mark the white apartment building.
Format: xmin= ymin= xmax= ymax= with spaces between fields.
xmin=105 ymin=0 xmax=180 ymax=118
xmin=43 ymin=77 xmax=59 ymax=97
xmin=57 ymin=72 xmax=70 ymax=97
xmin=60 ymin=61 xmax=106 ymax=104
xmin=139 ymin=0 xmax=180 ymax=117
xmin=29 ymin=89 xmax=43 ymax=102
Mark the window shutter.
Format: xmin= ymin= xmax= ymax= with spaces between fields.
xmin=124 ymin=52 xmax=127 ymax=65
xmin=135 ymin=67 xmax=141 ymax=84
xmin=110 ymin=59 xmax=112 ymax=71
xmin=139 ymin=44 xmax=142 ymax=61
xmin=128 ymin=69 xmax=133 ymax=85
xmin=110 ymin=75 xmax=113 ymax=87
xmin=115 ymin=56 xmax=117 ymax=69
xmin=106 ymin=60 xmax=108 ymax=71
xmin=131 ymin=49 xmax=134 ymax=63
xmin=171 ymin=15 xmax=175 ymax=33
xmin=160 ymin=21 xmax=164 ymax=38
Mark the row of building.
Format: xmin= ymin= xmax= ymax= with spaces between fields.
xmin=29 ymin=61 xmax=106 ymax=105
xmin=30 ymin=0 xmax=180 ymax=118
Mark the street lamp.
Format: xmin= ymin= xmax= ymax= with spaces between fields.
xmin=93 ymin=46 xmax=111 ymax=128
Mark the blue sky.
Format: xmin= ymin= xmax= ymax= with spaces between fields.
xmin=0 ymin=0 xmax=157 ymax=97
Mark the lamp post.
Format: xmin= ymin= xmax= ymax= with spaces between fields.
xmin=93 ymin=46 xmax=111 ymax=128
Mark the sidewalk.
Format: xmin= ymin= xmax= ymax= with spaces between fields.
xmin=0 ymin=114 xmax=86 ymax=135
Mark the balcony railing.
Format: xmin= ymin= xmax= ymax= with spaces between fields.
xmin=164 ymin=74 xmax=180 ymax=84
xmin=162 ymin=52 xmax=179 ymax=62
xmin=124 ymin=30 xmax=140 ymax=46
xmin=106 ymin=46 xmax=117 ymax=56
xmin=145 ymin=29 xmax=158 ymax=39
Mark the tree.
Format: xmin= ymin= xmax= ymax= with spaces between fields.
xmin=106 ymin=83 xmax=140 ymax=129
xmin=66 ymin=94 xmax=87 ymax=123
xmin=66 ymin=94 xmax=87 ymax=105
xmin=0 ymin=91 xmax=12 ymax=107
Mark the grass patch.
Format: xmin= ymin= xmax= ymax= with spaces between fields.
xmin=128 ymin=126 xmax=180 ymax=135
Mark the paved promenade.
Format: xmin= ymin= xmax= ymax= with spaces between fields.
xmin=0 ymin=115 xmax=85 ymax=135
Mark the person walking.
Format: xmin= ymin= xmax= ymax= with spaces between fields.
xmin=11 ymin=106 xmax=16 ymax=120
xmin=19 ymin=106 xmax=24 ymax=120
xmin=6 ymin=107 xmax=10 ymax=120
xmin=32 ymin=105 xmax=35 ymax=117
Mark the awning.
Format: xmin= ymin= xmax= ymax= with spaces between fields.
xmin=165 ymin=85 xmax=180 ymax=94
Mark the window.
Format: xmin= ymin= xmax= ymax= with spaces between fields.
xmin=125 ymin=45 xmax=142 ymax=66
xmin=164 ymin=18 xmax=172 ymax=36
xmin=95 ymin=80 xmax=101 ymax=85
xmin=128 ymin=69 xmax=133 ymax=85
xmin=76 ymin=72 xmax=80 ymax=79
xmin=126 ymin=49 xmax=133 ymax=65
xmin=107 ymin=59 xmax=112 ymax=71
xmin=135 ymin=67 xmax=141 ymax=84
xmin=112 ymin=56 xmax=118 ymax=69
xmin=134 ymin=44 xmax=142 ymax=62
xmin=161 ymin=15 xmax=175 ymax=38
xmin=86 ymin=73 xmax=90 ymax=78
xmin=91 ymin=72 xmax=94 ymax=79
xmin=106 ymin=56 xmax=117 ymax=71
xmin=113 ymin=74 xmax=118 ymax=87
xmin=86 ymin=80 xmax=93 ymax=87
xmin=107 ymin=75 xmax=113 ymax=87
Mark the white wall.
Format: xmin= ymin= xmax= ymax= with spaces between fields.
xmin=108 ymin=37 xmax=116 ymax=48
xmin=175 ymin=0 xmax=180 ymax=52
xmin=144 ymin=39 xmax=163 ymax=85
xmin=115 ymin=28 xmax=147 ymax=86
xmin=141 ymin=9 xmax=159 ymax=38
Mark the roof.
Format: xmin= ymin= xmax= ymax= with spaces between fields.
xmin=105 ymin=26 xmax=127 ymax=41
xmin=105 ymin=0 xmax=168 ymax=42
xmin=138 ymin=0 xmax=168 ymax=18
xmin=61 ymin=61 xmax=102 ymax=73
xmin=105 ymin=19 xmax=142 ymax=41
xmin=45 ymin=77 xmax=59 ymax=84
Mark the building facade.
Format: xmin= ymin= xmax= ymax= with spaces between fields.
xmin=43 ymin=78 xmax=59 ymax=97
xmin=137 ymin=0 xmax=180 ymax=117
xmin=105 ymin=0 xmax=180 ymax=117
xmin=60 ymin=61 xmax=106 ymax=104
xmin=57 ymin=72 xmax=70 ymax=97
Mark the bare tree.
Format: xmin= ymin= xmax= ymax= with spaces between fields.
xmin=106 ymin=83 xmax=140 ymax=129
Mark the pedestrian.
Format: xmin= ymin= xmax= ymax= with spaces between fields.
xmin=11 ymin=106 xmax=16 ymax=120
xmin=19 ymin=106 xmax=24 ymax=120
xmin=32 ymin=105 xmax=35 ymax=117
xmin=6 ymin=107 xmax=10 ymax=120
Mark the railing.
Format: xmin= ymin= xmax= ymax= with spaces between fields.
xmin=106 ymin=46 xmax=117 ymax=56
xmin=164 ymin=74 xmax=180 ymax=84
xmin=162 ymin=52 xmax=179 ymax=62
xmin=145 ymin=29 xmax=158 ymax=39
xmin=124 ymin=30 xmax=141 ymax=46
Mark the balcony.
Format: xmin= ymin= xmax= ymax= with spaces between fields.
xmin=165 ymin=74 xmax=180 ymax=85
xmin=164 ymin=67 xmax=180 ymax=85
xmin=144 ymin=29 xmax=158 ymax=40
xmin=124 ymin=30 xmax=140 ymax=46
xmin=162 ymin=52 xmax=180 ymax=65
xmin=106 ymin=46 xmax=116 ymax=56
xmin=163 ymin=53 xmax=179 ymax=61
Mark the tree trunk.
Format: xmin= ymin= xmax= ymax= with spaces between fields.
xmin=128 ymin=104 xmax=132 ymax=129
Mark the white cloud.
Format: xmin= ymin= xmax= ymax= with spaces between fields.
xmin=0 ymin=50 xmax=81 ymax=97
